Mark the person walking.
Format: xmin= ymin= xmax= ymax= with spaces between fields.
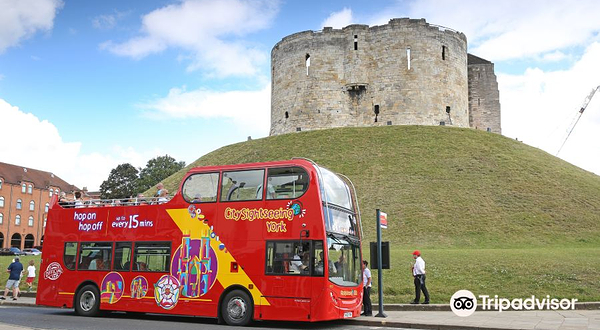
xmin=411 ymin=250 xmax=430 ymax=304
xmin=362 ymin=260 xmax=373 ymax=316
xmin=26 ymin=260 xmax=36 ymax=292
xmin=1 ymin=257 xmax=24 ymax=300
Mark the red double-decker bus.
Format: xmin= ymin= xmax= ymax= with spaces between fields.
xmin=37 ymin=159 xmax=364 ymax=325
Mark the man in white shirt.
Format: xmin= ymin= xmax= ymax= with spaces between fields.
xmin=361 ymin=260 xmax=373 ymax=316
xmin=411 ymin=250 xmax=430 ymax=304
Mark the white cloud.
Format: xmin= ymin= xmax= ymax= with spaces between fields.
xmin=499 ymin=42 xmax=600 ymax=175
xmin=101 ymin=0 xmax=279 ymax=77
xmin=138 ymin=84 xmax=271 ymax=134
xmin=539 ymin=51 xmax=570 ymax=63
xmin=92 ymin=10 xmax=130 ymax=30
xmin=0 ymin=0 xmax=63 ymax=53
xmin=0 ymin=99 xmax=162 ymax=191
xmin=404 ymin=0 xmax=600 ymax=62
xmin=321 ymin=8 xmax=354 ymax=29
xmin=92 ymin=14 xmax=116 ymax=30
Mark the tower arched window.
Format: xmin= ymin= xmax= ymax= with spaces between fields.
xmin=28 ymin=216 xmax=34 ymax=227
xmin=21 ymin=183 xmax=26 ymax=193
xmin=28 ymin=184 xmax=33 ymax=194
xmin=29 ymin=201 xmax=35 ymax=211
xmin=15 ymin=215 xmax=21 ymax=226
xmin=0 ymin=213 xmax=3 ymax=224
xmin=0 ymin=197 xmax=4 ymax=208
xmin=16 ymin=199 xmax=22 ymax=210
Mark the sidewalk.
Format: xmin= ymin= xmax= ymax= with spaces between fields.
xmin=349 ymin=310 xmax=600 ymax=330
xmin=1 ymin=297 xmax=599 ymax=330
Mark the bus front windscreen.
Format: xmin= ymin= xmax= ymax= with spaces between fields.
xmin=328 ymin=236 xmax=361 ymax=286
xmin=319 ymin=167 xmax=358 ymax=236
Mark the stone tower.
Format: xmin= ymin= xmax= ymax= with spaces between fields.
xmin=467 ymin=54 xmax=501 ymax=134
xmin=270 ymin=18 xmax=501 ymax=135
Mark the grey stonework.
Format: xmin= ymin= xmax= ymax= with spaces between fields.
xmin=467 ymin=54 xmax=502 ymax=134
xmin=269 ymin=18 xmax=501 ymax=136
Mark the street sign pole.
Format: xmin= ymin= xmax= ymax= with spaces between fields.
xmin=375 ymin=209 xmax=387 ymax=317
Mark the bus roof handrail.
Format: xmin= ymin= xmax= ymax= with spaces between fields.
xmin=57 ymin=196 xmax=171 ymax=208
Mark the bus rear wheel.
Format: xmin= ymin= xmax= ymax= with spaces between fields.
xmin=75 ymin=284 xmax=101 ymax=317
xmin=221 ymin=290 xmax=253 ymax=326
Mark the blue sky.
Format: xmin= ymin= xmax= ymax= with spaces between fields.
xmin=1 ymin=0 xmax=600 ymax=190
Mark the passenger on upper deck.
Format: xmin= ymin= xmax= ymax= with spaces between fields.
xmin=155 ymin=182 xmax=164 ymax=197
xmin=74 ymin=191 xmax=84 ymax=208
xmin=157 ymin=189 xmax=169 ymax=203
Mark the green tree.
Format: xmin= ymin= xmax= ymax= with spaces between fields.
xmin=100 ymin=163 xmax=139 ymax=199
xmin=136 ymin=155 xmax=185 ymax=194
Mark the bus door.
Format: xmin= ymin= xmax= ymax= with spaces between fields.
xmin=261 ymin=240 xmax=313 ymax=321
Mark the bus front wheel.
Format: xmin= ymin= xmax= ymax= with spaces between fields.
xmin=75 ymin=284 xmax=101 ymax=317
xmin=221 ymin=290 xmax=253 ymax=326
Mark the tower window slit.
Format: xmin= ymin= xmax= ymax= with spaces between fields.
xmin=305 ymin=54 xmax=310 ymax=76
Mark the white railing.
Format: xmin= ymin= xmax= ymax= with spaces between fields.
xmin=58 ymin=196 xmax=171 ymax=208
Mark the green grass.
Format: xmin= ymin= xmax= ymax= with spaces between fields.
xmin=0 ymin=255 xmax=41 ymax=293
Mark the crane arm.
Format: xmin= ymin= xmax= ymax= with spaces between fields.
xmin=556 ymin=85 xmax=600 ymax=156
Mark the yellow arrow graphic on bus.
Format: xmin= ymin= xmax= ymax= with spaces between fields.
xmin=166 ymin=208 xmax=269 ymax=306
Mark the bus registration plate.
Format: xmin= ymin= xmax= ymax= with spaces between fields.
xmin=344 ymin=312 xmax=353 ymax=318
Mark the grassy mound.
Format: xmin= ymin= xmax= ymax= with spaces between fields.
xmin=155 ymin=125 xmax=600 ymax=248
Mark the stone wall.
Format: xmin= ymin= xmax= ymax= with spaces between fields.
xmin=270 ymin=18 xmax=470 ymax=135
xmin=467 ymin=54 xmax=502 ymax=134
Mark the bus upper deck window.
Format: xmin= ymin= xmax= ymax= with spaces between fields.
xmin=266 ymin=167 xmax=309 ymax=200
xmin=221 ymin=170 xmax=264 ymax=202
xmin=182 ymin=173 xmax=219 ymax=203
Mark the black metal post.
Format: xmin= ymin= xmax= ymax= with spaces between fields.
xmin=375 ymin=209 xmax=387 ymax=317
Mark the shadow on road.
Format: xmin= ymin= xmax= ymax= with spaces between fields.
xmin=44 ymin=309 xmax=354 ymax=329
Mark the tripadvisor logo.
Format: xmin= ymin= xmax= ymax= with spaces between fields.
xmin=451 ymin=290 xmax=477 ymax=317
xmin=451 ymin=290 xmax=579 ymax=317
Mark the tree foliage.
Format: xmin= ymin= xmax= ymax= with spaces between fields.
xmin=100 ymin=163 xmax=139 ymax=199
xmin=136 ymin=155 xmax=186 ymax=193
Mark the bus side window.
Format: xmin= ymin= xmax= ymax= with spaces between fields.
xmin=312 ymin=241 xmax=324 ymax=276
xmin=114 ymin=242 xmax=132 ymax=271
xmin=266 ymin=167 xmax=309 ymax=200
xmin=182 ymin=173 xmax=219 ymax=203
xmin=221 ymin=170 xmax=264 ymax=202
xmin=78 ymin=242 xmax=112 ymax=271
xmin=63 ymin=242 xmax=78 ymax=270
xmin=134 ymin=242 xmax=171 ymax=272
xmin=265 ymin=241 xmax=310 ymax=276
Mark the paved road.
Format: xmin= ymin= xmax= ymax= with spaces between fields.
xmin=0 ymin=306 xmax=410 ymax=330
